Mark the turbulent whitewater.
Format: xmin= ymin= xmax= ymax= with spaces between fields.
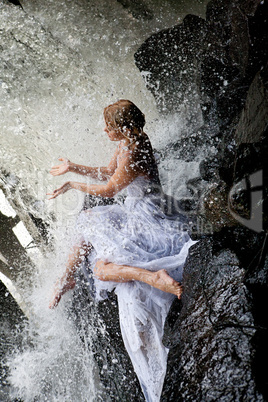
xmin=0 ymin=1 xmax=212 ymax=400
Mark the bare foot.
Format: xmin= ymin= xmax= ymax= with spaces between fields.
xmin=152 ymin=269 xmax=183 ymax=299
xmin=49 ymin=279 xmax=76 ymax=309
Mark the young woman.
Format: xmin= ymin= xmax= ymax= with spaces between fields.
xmin=47 ymin=100 xmax=195 ymax=402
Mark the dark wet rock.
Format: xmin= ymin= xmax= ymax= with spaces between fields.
xmin=248 ymin=245 xmax=268 ymax=399
xmin=199 ymin=156 xmax=221 ymax=182
xmin=116 ymin=0 xmax=153 ymax=20
xmin=210 ymin=226 xmax=267 ymax=273
xmin=198 ymin=181 xmax=237 ymax=232
xmin=162 ymin=126 xmax=215 ymax=163
xmin=162 ymin=227 xmax=268 ymax=399
xmin=162 ymin=236 xmax=265 ymax=401
xmin=232 ymin=138 xmax=268 ymax=186
xmin=135 ymin=14 xmax=207 ymax=113
xmin=135 ymin=0 xmax=268 ymax=124
xmin=235 ymin=66 xmax=268 ymax=145
xmin=195 ymin=168 xmax=265 ymax=235
xmin=175 ymin=198 xmax=197 ymax=213
xmin=246 ymin=246 xmax=268 ymax=287
xmin=205 ymin=0 xmax=253 ymax=75
xmin=193 ymin=120 xmax=267 ymax=233
xmin=238 ymin=0 xmax=261 ymax=16
xmin=201 ymin=129 xmax=267 ymax=186
xmin=5 ymin=0 xmax=23 ymax=9
xmin=246 ymin=1 xmax=268 ymax=79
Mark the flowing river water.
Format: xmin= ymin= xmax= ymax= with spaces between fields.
xmin=0 ymin=0 xmax=211 ymax=400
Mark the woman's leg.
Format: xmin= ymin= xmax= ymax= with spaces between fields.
xmin=94 ymin=260 xmax=183 ymax=299
xmin=49 ymin=242 xmax=92 ymax=309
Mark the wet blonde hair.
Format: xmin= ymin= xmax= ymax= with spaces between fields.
xmin=104 ymin=99 xmax=145 ymax=137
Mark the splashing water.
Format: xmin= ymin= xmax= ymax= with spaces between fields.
xmin=0 ymin=0 xmax=212 ymax=400
xmin=6 ymin=228 xmax=101 ymax=401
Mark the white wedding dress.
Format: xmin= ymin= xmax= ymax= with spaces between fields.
xmin=76 ymin=174 xmax=195 ymax=402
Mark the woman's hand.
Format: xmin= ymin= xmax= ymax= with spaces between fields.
xmin=47 ymin=181 xmax=72 ymax=199
xmin=49 ymin=277 xmax=76 ymax=309
xmin=50 ymin=157 xmax=71 ymax=176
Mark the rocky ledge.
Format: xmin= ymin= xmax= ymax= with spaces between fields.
xmin=133 ymin=0 xmax=268 ymax=399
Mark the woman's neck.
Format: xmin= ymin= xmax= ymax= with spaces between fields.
xmin=121 ymin=138 xmax=135 ymax=148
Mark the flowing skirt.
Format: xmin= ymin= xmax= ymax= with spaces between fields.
xmin=76 ymin=194 xmax=195 ymax=401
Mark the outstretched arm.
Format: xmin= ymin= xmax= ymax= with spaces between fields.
xmin=47 ymin=152 xmax=139 ymax=199
xmin=49 ymin=147 xmax=119 ymax=181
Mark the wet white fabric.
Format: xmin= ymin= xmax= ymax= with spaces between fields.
xmin=77 ymin=176 xmax=195 ymax=402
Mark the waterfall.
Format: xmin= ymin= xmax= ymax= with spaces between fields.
xmin=0 ymin=0 xmax=211 ymax=400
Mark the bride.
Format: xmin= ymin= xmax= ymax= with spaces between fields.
xmin=47 ymin=99 xmax=195 ymax=402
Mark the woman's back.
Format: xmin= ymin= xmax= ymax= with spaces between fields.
xmin=118 ymin=132 xmax=161 ymax=187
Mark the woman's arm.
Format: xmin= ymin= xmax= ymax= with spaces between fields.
xmin=69 ymin=146 xmax=119 ymax=180
xmin=68 ymin=164 xmax=113 ymax=181
xmin=47 ymin=151 xmax=139 ymax=199
xmin=49 ymin=147 xmax=119 ymax=181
